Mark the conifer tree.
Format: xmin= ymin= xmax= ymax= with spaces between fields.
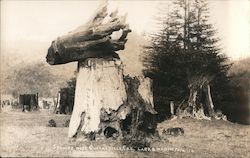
xmin=143 ymin=0 xmax=230 ymax=119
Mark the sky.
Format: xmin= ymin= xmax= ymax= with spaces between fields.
xmin=1 ymin=0 xmax=249 ymax=59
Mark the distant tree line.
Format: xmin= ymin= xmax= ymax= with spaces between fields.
xmin=2 ymin=62 xmax=68 ymax=98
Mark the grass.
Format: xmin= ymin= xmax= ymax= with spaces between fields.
xmin=0 ymin=109 xmax=250 ymax=157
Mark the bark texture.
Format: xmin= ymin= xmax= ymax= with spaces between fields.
xmin=119 ymin=77 xmax=158 ymax=149
xmin=68 ymin=58 xmax=127 ymax=137
xmin=68 ymin=58 xmax=156 ymax=138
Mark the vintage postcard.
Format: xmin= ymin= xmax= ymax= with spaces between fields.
xmin=0 ymin=0 xmax=249 ymax=157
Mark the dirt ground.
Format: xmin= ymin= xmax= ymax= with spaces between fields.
xmin=0 ymin=109 xmax=250 ymax=157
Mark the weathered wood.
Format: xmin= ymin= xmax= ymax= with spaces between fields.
xmin=46 ymin=2 xmax=158 ymax=147
xmin=68 ymin=59 xmax=156 ymax=138
xmin=170 ymin=101 xmax=174 ymax=116
xmin=121 ymin=76 xmax=157 ymax=149
xmin=68 ymin=58 xmax=127 ymax=137
xmin=176 ymin=75 xmax=215 ymax=120
xmin=46 ymin=3 xmax=131 ymax=65
xmin=203 ymin=83 xmax=215 ymax=117
xmin=123 ymin=76 xmax=156 ymax=115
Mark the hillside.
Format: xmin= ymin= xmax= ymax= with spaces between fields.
xmin=222 ymin=57 xmax=250 ymax=124
xmin=119 ymin=32 xmax=147 ymax=76
xmin=1 ymin=32 xmax=146 ymax=97
xmin=229 ymin=57 xmax=250 ymax=87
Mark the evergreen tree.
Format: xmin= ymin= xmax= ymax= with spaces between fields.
xmin=143 ymin=0 xmax=230 ymax=119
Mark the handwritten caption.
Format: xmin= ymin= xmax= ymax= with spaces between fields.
xmin=53 ymin=145 xmax=194 ymax=153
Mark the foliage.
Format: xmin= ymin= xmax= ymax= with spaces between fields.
xmin=142 ymin=0 xmax=230 ymax=118
xmin=2 ymin=62 xmax=68 ymax=98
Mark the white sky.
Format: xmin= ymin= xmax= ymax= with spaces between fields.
xmin=1 ymin=0 xmax=249 ymax=59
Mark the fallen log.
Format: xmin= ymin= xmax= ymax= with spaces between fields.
xmin=46 ymin=3 xmax=131 ymax=65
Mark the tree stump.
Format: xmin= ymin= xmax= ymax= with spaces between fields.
xmin=68 ymin=58 xmax=127 ymax=137
xmin=121 ymin=76 xmax=157 ymax=149
xmin=176 ymin=75 xmax=216 ymax=119
xmin=45 ymin=2 xmax=158 ymax=145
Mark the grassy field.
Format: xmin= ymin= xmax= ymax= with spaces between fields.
xmin=0 ymin=109 xmax=250 ymax=157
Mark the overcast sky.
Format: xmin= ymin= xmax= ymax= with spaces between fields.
xmin=1 ymin=0 xmax=249 ymax=59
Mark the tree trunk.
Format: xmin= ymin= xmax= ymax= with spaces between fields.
xmin=203 ymin=83 xmax=215 ymax=117
xmin=170 ymin=101 xmax=174 ymax=116
xmin=176 ymin=75 xmax=215 ymax=120
xmin=68 ymin=58 xmax=127 ymax=138
xmin=68 ymin=58 xmax=157 ymax=140
xmin=121 ymin=76 xmax=157 ymax=150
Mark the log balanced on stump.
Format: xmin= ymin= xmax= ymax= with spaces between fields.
xmin=46 ymin=2 xmax=157 ymax=142
xmin=46 ymin=3 xmax=131 ymax=65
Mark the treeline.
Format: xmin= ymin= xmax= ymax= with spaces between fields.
xmin=2 ymin=62 xmax=74 ymax=98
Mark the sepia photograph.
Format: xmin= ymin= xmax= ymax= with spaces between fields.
xmin=0 ymin=0 xmax=249 ymax=157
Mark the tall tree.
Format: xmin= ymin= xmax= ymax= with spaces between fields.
xmin=143 ymin=0 xmax=230 ymax=120
xmin=143 ymin=4 xmax=185 ymax=118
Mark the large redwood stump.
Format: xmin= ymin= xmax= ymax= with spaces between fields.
xmin=45 ymin=2 xmax=158 ymax=143
xmin=68 ymin=58 xmax=127 ymax=137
